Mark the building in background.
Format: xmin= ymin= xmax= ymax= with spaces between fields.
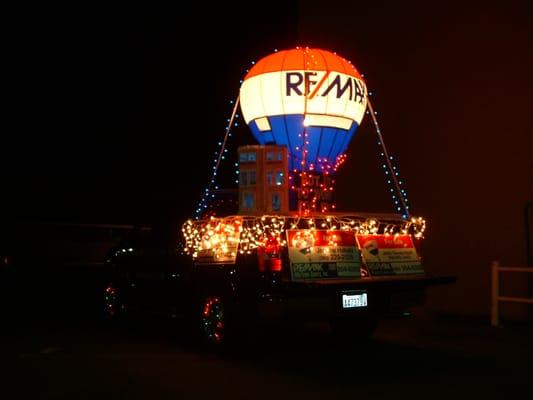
xmin=238 ymin=145 xmax=289 ymax=215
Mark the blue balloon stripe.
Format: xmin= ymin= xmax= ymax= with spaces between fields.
xmin=306 ymin=127 xmax=321 ymax=168
xmin=250 ymin=114 xmax=359 ymax=172
xmin=318 ymin=128 xmax=337 ymax=165
xmin=287 ymin=115 xmax=304 ymax=170
xmin=315 ymin=126 xmax=325 ymax=162
xmin=250 ymin=120 xmax=275 ymax=144
xmin=338 ymin=122 xmax=358 ymax=155
xmin=328 ymin=128 xmax=346 ymax=163
xmin=269 ymin=116 xmax=290 ymax=147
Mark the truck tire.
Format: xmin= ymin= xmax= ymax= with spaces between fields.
xmin=197 ymin=294 xmax=241 ymax=350
xmin=200 ymin=296 xmax=226 ymax=344
xmin=103 ymin=284 xmax=123 ymax=323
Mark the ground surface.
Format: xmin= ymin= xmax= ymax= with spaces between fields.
xmin=1 ymin=305 xmax=532 ymax=400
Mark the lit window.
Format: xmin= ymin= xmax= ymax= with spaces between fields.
xmin=266 ymin=171 xmax=273 ymax=185
xmin=271 ymin=193 xmax=281 ymax=211
xmin=275 ymin=171 xmax=284 ymax=186
xmin=240 ymin=171 xmax=248 ymax=186
xmin=249 ymin=171 xmax=256 ymax=185
xmin=239 ymin=152 xmax=256 ymax=162
xmin=267 ymin=151 xmax=282 ymax=161
xmin=243 ymin=193 xmax=255 ymax=209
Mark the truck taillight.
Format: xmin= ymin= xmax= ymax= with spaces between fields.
xmin=270 ymin=258 xmax=282 ymax=272
xmin=258 ymin=247 xmax=283 ymax=272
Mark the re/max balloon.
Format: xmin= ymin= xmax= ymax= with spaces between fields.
xmin=240 ymin=48 xmax=368 ymax=172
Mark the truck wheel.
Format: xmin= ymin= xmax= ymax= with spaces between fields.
xmin=330 ymin=316 xmax=378 ymax=341
xmin=200 ymin=296 xmax=227 ymax=347
xmin=103 ymin=284 xmax=123 ymax=322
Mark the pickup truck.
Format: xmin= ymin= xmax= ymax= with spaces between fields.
xmin=104 ymin=213 xmax=453 ymax=347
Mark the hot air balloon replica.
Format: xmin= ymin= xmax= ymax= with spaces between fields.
xmin=239 ymin=47 xmax=367 ymax=213
xmin=240 ymin=48 xmax=366 ymax=173
xmin=183 ymin=47 xmax=426 ymax=267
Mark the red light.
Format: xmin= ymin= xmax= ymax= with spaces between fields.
xmin=270 ymin=258 xmax=282 ymax=272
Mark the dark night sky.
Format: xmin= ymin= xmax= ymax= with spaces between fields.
xmin=3 ymin=4 xmax=299 ymax=225
xmin=295 ymin=0 xmax=532 ymax=315
xmin=2 ymin=2 xmax=532 ymax=315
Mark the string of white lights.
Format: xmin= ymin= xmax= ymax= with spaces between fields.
xmin=182 ymin=214 xmax=426 ymax=259
xmin=366 ymin=96 xmax=411 ymax=218
xmin=194 ymin=96 xmax=240 ymax=219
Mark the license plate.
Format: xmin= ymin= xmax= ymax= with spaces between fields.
xmin=342 ymin=293 xmax=368 ymax=308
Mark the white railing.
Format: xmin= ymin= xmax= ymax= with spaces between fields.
xmin=491 ymin=261 xmax=533 ymax=326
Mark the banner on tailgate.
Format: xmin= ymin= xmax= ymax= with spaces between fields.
xmin=287 ymin=230 xmax=361 ymax=280
xmin=356 ymin=234 xmax=424 ymax=276
xmin=195 ymin=218 xmax=242 ymax=265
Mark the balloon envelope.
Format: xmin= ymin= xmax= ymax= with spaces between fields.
xmin=240 ymin=48 xmax=367 ymax=172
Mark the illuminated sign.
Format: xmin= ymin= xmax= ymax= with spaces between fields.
xmin=356 ymin=234 xmax=424 ymax=276
xmin=287 ymin=229 xmax=361 ymax=280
